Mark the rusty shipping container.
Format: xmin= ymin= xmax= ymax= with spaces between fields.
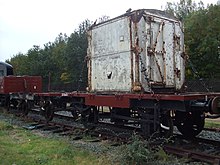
xmin=87 ymin=9 xmax=185 ymax=93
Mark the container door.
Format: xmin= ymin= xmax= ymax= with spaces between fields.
xmin=145 ymin=18 xmax=183 ymax=89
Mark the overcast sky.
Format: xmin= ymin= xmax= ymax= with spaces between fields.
xmin=0 ymin=0 xmax=218 ymax=61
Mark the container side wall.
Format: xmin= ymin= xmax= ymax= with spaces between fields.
xmin=142 ymin=12 xmax=185 ymax=91
xmin=174 ymin=22 xmax=185 ymax=89
xmin=90 ymin=17 xmax=132 ymax=92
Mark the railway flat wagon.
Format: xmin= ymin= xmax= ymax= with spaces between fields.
xmin=1 ymin=9 xmax=219 ymax=139
xmin=34 ymin=9 xmax=220 ymax=138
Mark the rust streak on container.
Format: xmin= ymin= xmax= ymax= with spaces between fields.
xmin=134 ymin=11 xmax=140 ymax=87
xmin=129 ymin=16 xmax=134 ymax=91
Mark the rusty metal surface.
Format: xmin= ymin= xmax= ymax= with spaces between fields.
xmin=164 ymin=145 xmax=220 ymax=164
xmin=87 ymin=9 xmax=185 ymax=93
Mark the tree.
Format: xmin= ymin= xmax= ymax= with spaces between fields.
xmin=6 ymin=53 xmax=28 ymax=75
xmin=63 ymin=19 xmax=91 ymax=89
xmin=165 ymin=1 xmax=220 ymax=79
xmin=165 ymin=0 xmax=205 ymax=21
xmin=184 ymin=4 xmax=220 ymax=78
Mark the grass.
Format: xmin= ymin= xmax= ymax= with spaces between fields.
xmin=0 ymin=119 xmax=181 ymax=165
xmin=205 ymin=119 xmax=220 ymax=128
xmin=1 ymin=109 xmax=215 ymax=165
xmin=0 ymin=121 xmax=107 ymax=165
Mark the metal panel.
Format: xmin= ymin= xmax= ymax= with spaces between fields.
xmin=163 ymin=21 xmax=175 ymax=86
xmin=88 ymin=17 xmax=132 ymax=92
xmin=142 ymin=13 xmax=185 ymax=91
xmin=0 ymin=76 xmax=42 ymax=94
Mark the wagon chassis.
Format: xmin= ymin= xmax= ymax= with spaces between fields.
xmin=16 ymin=91 xmax=218 ymax=138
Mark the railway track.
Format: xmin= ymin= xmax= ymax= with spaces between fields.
xmin=19 ymin=109 xmax=133 ymax=142
xmin=166 ymin=132 xmax=220 ymax=165
xmin=204 ymin=127 xmax=220 ymax=132
xmin=2 ymin=107 xmax=220 ymax=164
xmin=23 ymin=119 xmax=87 ymax=139
xmin=20 ymin=112 xmax=220 ymax=165
xmin=22 ymin=117 xmax=220 ymax=165
xmin=174 ymin=133 xmax=220 ymax=148
xmin=164 ymin=145 xmax=220 ymax=165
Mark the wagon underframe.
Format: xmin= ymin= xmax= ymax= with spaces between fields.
xmin=31 ymin=92 xmax=220 ymax=138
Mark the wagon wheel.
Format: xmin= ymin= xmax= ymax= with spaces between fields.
xmin=19 ymin=101 xmax=30 ymax=116
xmin=8 ymin=99 xmax=18 ymax=111
xmin=70 ymin=103 xmax=80 ymax=120
xmin=160 ymin=111 xmax=173 ymax=138
xmin=81 ymin=106 xmax=98 ymax=129
xmin=70 ymin=102 xmax=89 ymax=120
xmin=175 ymin=111 xmax=205 ymax=138
xmin=44 ymin=103 xmax=54 ymax=122
xmin=75 ymin=103 xmax=97 ymax=128
xmin=71 ymin=109 xmax=80 ymax=120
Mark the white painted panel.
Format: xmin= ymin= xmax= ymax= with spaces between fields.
xmin=163 ymin=21 xmax=175 ymax=87
xmin=91 ymin=52 xmax=131 ymax=91
xmin=90 ymin=17 xmax=132 ymax=92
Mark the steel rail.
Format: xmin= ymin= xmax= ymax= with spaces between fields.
xmin=164 ymin=145 xmax=220 ymax=165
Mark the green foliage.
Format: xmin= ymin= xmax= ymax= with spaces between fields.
xmin=205 ymin=120 xmax=220 ymax=128
xmin=64 ymin=20 xmax=91 ymax=86
xmin=165 ymin=0 xmax=205 ymax=21
xmin=6 ymin=53 xmax=28 ymax=75
xmin=111 ymin=135 xmax=182 ymax=165
xmin=185 ymin=4 xmax=220 ymax=78
xmin=0 ymin=120 xmax=107 ymax=165
xmin=113 ymin=135 xmax=160 ymax=164
xmin=0 ymin=122 xmax=14 ymax=131
xmin=114 ymin=135 xmax=152 ymax=165
xmin=165 ymin=1 xmax=220 ymax=79
xmin=60 ymin=72 xmax=71 ymax=82
xmin=154 ymin=147 xmax=170 ymax=161
xmin=124 ymin=137 xmax=152 ymax=164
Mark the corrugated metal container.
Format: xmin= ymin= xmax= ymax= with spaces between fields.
xmin=87 ymin=9 xmax=185 ymax=93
